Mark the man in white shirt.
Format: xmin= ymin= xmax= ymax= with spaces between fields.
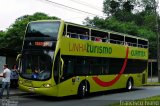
xmin=0 ymin=64 xmax=11 ymax=99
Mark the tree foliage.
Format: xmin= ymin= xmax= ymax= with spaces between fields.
xmin=0 ymin=12 xmax=59 ymax=51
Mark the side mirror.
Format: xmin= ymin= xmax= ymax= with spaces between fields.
xmin=16 ymin=54 xmax=22 ymax=61
xmin=60 ymin=58 xmax=64 ymax=78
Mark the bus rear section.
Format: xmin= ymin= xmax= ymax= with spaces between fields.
xmin=56 ymin=23 xmax=148 ymax=97
xmin=58 ymin=37 xmax=148 ymax=97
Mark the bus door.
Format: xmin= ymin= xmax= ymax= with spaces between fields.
xmin=53 ymin=52 xmax=64 ymax=84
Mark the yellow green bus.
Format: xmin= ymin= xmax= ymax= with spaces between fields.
xmin=17 ymin=20 xmax=148 ymax=97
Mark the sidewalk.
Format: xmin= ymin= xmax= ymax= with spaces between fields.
xmin=3 ymin=88 xmax=29 ymax=97
xmin=147 ymin=77 xmax=158 ymax=82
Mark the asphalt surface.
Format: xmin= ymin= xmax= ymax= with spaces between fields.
xmin=1 ymin=86 xmax=160 ymax=106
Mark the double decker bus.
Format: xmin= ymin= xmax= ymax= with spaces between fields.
xmin=17 ymin=20 xmax=148 ymax=97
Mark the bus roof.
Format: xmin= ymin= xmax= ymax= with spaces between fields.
xmin=29 ymin=20 xmax=148 ymax=41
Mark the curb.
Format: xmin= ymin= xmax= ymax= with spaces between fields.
xmin=143 ymin=84 xmax=160 ymax=86
xmin=2 ymin=89 xmax=33 ymax=97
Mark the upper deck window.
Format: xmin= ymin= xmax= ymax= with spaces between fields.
xmin=26 ymin=21 xmax=60 ymax=38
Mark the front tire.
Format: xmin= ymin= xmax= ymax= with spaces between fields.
xmin=78 ymin=81 xmax=89 ymax=98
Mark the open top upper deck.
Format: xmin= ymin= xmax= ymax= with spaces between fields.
xmin=63 ymin=21 xmax=148 ymax=49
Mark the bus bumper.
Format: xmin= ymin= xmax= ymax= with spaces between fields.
xmin=18 ymin=84 xmax=58 ymax=96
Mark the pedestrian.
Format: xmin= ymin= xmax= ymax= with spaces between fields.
xmin=0 ymin=64 xmax=11 ymax=99
xmin=10 ymin=64 xmax=19 ymax=88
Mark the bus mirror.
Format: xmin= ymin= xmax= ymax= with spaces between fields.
xmin=60 ymin=58 xmax=64 ymax=78
xmin=16 ymin=54 xmax=22 ymax=61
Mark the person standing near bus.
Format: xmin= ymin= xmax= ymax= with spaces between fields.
xmin=10 ymin=64 xmax=19 ymax=88
xmin=0 ymin=64 xmax=11 ymax=99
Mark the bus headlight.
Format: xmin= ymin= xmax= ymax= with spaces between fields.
xmin=43 ymin=84 xmax=51 ymax=88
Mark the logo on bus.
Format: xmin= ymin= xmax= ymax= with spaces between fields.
xmin=131 ymin=50 xmax=145 ymax=57
xmin=69 ymin=43 xmax=112 ymax=54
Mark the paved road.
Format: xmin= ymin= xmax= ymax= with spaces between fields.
xmin=1 ymin=86 xmax=160 ymax=106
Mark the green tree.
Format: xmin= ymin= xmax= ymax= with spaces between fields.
xmin=103 ymin=0 xmax=136 ymax=22
xmin=0 ymin=31 xmax=5 ymax=37
xmin=0 ymin=12 xmax=59 ymax=51
xmin=0 ymin=31 xmax=6 ymax=48
xmin=123 ymin=1 xmax=134 ymax=12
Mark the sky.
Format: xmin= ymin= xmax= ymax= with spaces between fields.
xmin=0 ymin=0 xmax=104 ymax=31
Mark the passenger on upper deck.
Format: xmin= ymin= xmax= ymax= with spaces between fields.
xmin=95 ymin=37 xmax=102 ymax=42
xmin=80 ymin=32 xmax=89 ymax=40
xmin=125 ymin=42 xmax=129 ymax=46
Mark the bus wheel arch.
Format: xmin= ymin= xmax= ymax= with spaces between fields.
xmin=126 ymin=77 xmax=134 ymax=91
xmin=77 ymin=80 xmax=90 ymax=98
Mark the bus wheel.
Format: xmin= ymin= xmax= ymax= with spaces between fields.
xmin=126 ymin=78 xmax=133 ymax=91
xmin=78 ymin=82 xmax=88 ymax=98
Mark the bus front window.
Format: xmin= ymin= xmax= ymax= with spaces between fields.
xmin=21 ymin=50 xmax=54 ymax=80
xmin=26 ymin=21 xmax=60 ymax=38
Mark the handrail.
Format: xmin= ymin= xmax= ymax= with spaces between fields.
xmin=110 ymin=39 xmax=124 ymax=44
xmin=64 ymin=32 xmax=148 ymax=48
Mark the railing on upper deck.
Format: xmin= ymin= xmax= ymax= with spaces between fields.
xmin=65 ymin=32 xmax=148 ymax=48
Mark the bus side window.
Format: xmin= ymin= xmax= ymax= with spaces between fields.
xmin=67 ymin=60 xmax=74 ymax=75
xmin=80 ymin=34 xmax=89 ymax=40
xmin=91 ymin=36 xmax=95 ymax=41
xmin=102 ymin=37 xmax=108 ymax=42
xmin=75 ymin=58 xmax=89 ymax=75
xmin=90 ymin=58 xmax=102 ymax=75
xmin=105 ymin=36 xmax=109 ymax=42
xmin=63 ymin=58 xmax=74 ymax=76
xmin=103 ymin=59 xmax=109 ymax=74
xmin=61 ymin=57 xmax=75 ymax=82
xmin=70 ymin=33 xmax=79 ymax=38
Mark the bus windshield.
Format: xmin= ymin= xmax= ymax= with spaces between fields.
xmin=20 ymin=50 xmax=54 ymax=80
xmin=26 ymin=21 xmax=60 ymax=38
